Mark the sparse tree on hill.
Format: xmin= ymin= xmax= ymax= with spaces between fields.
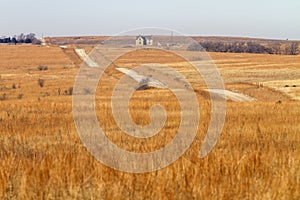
xmin=17 ymin=33 xmax=25 ymax=43
xmin=285 ymin=42 xmax=299 ymax=55
xmin=12 ymin=37 xmax=17 ymax=45
xmin=0 ymin=33 xmax=40 ymax=44
xmin=270 ymin=43 xmax=281 ymax=54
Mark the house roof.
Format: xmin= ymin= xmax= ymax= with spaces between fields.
xmin=136 ymin=35 xmax=144 ymax=40
xmin=136 ymin=35 xmax=152 ymax=40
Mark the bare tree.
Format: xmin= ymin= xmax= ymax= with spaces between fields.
xmin=17 ymin=33 xmax=25 ymax=43
xmin=270 ymin=43 xmax=281 ymax=54
xmin=285 ymin=42 xmax=299 ymax=55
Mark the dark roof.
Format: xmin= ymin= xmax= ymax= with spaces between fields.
xmin=136 ymin=35 xmax=152 ymax=40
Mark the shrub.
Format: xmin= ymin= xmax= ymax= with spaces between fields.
xmin=38 ymin=65 xmax=48 ymax=71
xmin=38 ymin=79 xmax=45 ymax=87
xmin=0 ymin=93 xmax=7 ymax=101
xmin=68 ymin=87 xmax=73 ymax=95
xmin=17 ymin=93 xmax=23 ymax=99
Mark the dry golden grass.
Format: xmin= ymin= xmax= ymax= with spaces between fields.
xmin=0 ymin=45 xmax=299 ymax=199
xmin=259 ymin=79 xmax=300 ymax=100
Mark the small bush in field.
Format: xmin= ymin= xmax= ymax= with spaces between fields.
xmin=0 ymin=93 xmax=7 ymax=101
xmin=38 ymin=79 xmax=45 ymax=87
xmin=17 ymin=93 xmax=23 ymax=99
xmin=68 ymin=87 xmax=73 ymax=95
xmin=12 ymin=83 xmax=17 ymax=89
xmin=37 ymin=65 xmax=48 ymax=71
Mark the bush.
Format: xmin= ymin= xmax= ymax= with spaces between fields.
xmin=0 ymin=93 xmax=7 ymax=101
xmin=38 ymin=79 xmax=45 ymax=87
xmin=68 ymin=87 xmax=73 ymax=95
xmin=63 ymin=87 xmax=73 ymax=95
xmin=17 ymin=93 xmax=23 ymax=99
xmin=38 ymin=65 xmax=48 ymax=71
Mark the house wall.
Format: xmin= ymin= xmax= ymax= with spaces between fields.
xmin=136 ymin=37 xmax=144 ymax=46
xmin=146 ymin=39 xmax=153 ymax=45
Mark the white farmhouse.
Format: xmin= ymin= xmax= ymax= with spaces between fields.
xmin=136 ymin=35 xmax=153 ymax=46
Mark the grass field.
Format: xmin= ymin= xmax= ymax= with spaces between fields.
xmin=0 ymin=44 xmax=299 ymax=199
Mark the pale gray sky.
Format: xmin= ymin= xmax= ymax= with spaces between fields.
xmin=1 ymin=0 xmax=299 ymax=39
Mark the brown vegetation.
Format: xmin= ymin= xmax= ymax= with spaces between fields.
xmin=0 ymin=44 xmax=299 ymax=199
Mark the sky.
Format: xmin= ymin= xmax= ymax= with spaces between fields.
xmin=1 ymin=0 xmax=299 ymax=40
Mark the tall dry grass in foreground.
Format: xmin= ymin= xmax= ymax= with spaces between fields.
xmin=0 ymin=98 xmax=299 ymax=199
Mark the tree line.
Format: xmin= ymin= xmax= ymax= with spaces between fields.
xmin=187 ymin=41 xmax=299 ymax=55
xmin=0 ymin=33 xmax=41 ymax=44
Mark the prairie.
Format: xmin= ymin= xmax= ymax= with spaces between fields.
xmin=0 ymin=44 xmax=299 ymax=199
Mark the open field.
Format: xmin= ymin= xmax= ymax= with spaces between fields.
xmin=259 ymin=79 xmax=300 ymax=101
xmin=0 ymin=44 xmax=299 ymax=199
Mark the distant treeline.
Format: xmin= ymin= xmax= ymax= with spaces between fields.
xmin=188 ymin=41 xmax=299 ymax=55
xmin=0 ymin=33 xmax=41 ymax=44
